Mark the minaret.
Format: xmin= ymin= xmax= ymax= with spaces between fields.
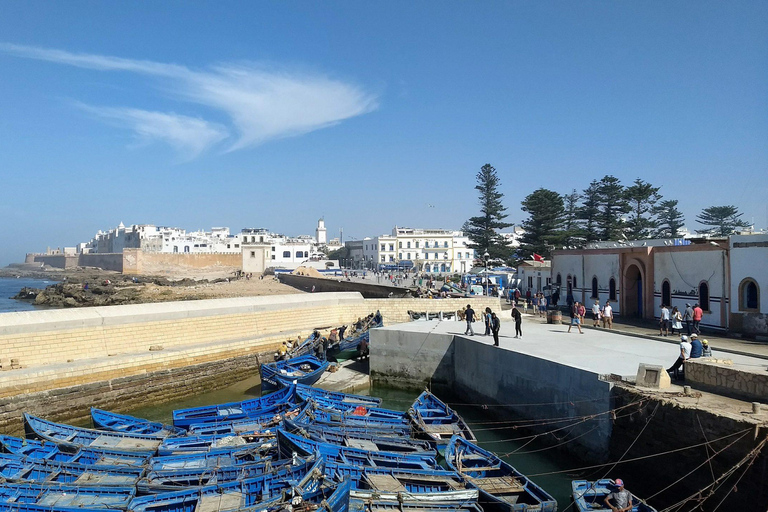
xmin=316 ymin=218 xmax=327 ymax=245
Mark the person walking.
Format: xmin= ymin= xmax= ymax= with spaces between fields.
xmin=692 ymin=303 xmax=703 ymax=334
xmin=602 ymin=300 xmax=613 ymax=329
xmin=484 ymin=307 xmax=492 ymax=336
xmin=539 ymin=294 xmax=547 ymax=317
xmin=567 ymin=302 xmax=583 ymax=334
xmin=683 ymin=303 xmax=693 ymax=335
xmin=464 ymin=304 xmax=476 ymax=336
xmin=671 ymin=306 xmax=683 ymax=335
xmin=659 ymin=304 xmax=670 ymax=337
xmin=578 ymin=302 xmax=586 ymax=324
xmin=491 ymin=312 xmax=501 ymax=346
xmin=592 ymin=300 xmax=602 ymax=327
xmin=511 ymin=306 xmax=522 ymax=338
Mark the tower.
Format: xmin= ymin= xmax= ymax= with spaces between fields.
xmin=316 ymin=218 xmax=327 ymax=245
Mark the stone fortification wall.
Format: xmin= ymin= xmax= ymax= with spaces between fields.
xmin=32 ymin=254 xmax=79 ymax=269
xmin=78 ymin=253 xmax=124 ymax=272
xmin=122 ymin=248 xmax=242 ymax=275
xmin=686 ymin=359 xmax=768 ymax=403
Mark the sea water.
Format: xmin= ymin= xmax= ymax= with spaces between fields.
xmin=0 ymin=277 xmax=58 ymax=313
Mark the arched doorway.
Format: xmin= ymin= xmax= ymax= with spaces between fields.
xmin=625 ymin=264 xmax=643 ymax=318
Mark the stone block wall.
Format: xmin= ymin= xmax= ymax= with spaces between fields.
xmin=686 ymin=359 xmax=768 ymax=403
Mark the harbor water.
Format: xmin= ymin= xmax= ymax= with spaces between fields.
xmin=123 ymin=377 xmax=583 ymax=508
xmin=0 ymin=277 xmax=57 ymax=313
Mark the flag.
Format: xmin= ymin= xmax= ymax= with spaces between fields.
xmin=533 ymin=253 xmax=544 ymax=262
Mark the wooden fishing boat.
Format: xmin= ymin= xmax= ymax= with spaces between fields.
xmin=292 ymin=403 xmax=412 ymax=436
xmin=349 ymin=498 xmax=484 ymax=512
xmin=0 ymin=435 xmax=152 ymax=467
xmin=571 ymin=480 xmax=657 ymax=512
xmin=0 ymin=482 xmax=135 ymax=509
xmin=309 ymin=398 xmax=407 ymax=422
xmin=327 ymin=329 xmax=372 ymax=362
xmin=285 ymin=418 xmax=434 ymax=454
xmin=295 ymin=383 xmax=382 ymax=407
xmin=0 ymin=503 xmax=109 ymax=512
xmin=23 ymin=414 xmax=162 ymax=453
xmin=128 ymin=457 xmax=325 ymax=512
xmin=90 ymin=409 xmax=185 ymax=437
xmin=260 ymin=355 xmax=330 ymax=392
xmin=138 ymin=454 xmax=316 ymax=493
xmin=156 ymin=431 xmax=275 ymax=456
xmin=172 ymin=384 xmax=299 ymax=428
xmin=408 ymin=391 xmax=476 ymax=448
xmin=329 ymin=463 xmax=478 ymax=503
xmin=149 ymin=445 xmax=269 ymax=471
xmin=0 ymin=453 xmax=144 ymax=487
xmin=277 ymin=428 xmax=437 ymax=471
xmin=445 ymin=436 xmax=557 ymax=512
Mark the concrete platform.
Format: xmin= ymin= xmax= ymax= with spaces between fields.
xmin=314 ymin=358 xmax=370 ymax=394
xmin=387 ymin=315 xmax=768 ymax=379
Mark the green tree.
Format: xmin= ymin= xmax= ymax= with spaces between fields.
xmin=578 ymin=180 xmax=601 ymax=242
xmin=652 ymin=200 xmax=685 ymax=238
xmin=561 ymin=189 xmax=583 ymax=247
xmin=596 ymin=175 xmax=629 ymax=241
xmin=695 ymin=205 xmax=750 ymax=237
xmin=465 ymin=164 xmax=513 ymax=261
xmin=518 ymin=188 xmax=564 ymax=259
xmin=624 ymin=178 xmax=661 ymax=240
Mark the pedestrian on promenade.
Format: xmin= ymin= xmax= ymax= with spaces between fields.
xmin=532 ymin=295 xmax=539 ymax=315
xmin=671 ymin=306 xmax=683 ymax=335
xmin=484 ymin=307 xmax=492 ymax=336
xmin=491 ymin=312 xmax=500 ymax=346
xmin=683 ymin=303 xmax=693 ymax=335
xmin=539 ymin=294 xmax=547 ymax=317
xmin=592 ymin=300 xmax=602 ymax=327
xmin=567 ymin=302 xmax=584 ymax=334
xmin=578 ymin=302 xmax=586 ymax=323
xmin=464 ymin=304 xmax=476 ymax=336
xmin=659 ymin=304 xmax=670 ymax=337
xmin=692 ymin=303 xmax=703 ymax=334
xmin=667 ymin=334 xmax=692 ymax=379
xmin=511 ymin=306 xmax=522 ymax=338
xmin=602 ymin=300 xmax=613 ymax=329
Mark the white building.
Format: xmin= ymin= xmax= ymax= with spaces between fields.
xmin=359 ymin=227 xmax=476 ymax=274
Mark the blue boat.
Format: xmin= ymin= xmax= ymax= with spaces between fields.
xmin=171 ymin=384 xmax=299 ymax=428
xmin=260 ymin=355 xmax=330 ymax=392
xmin=90 ymin=408 xmax=185 ymax=437
xmin=349 ymin=498 xmax=484 ymax=512
xmin=149 ymin=445 xmax=270 ymax=471
xmin=285 ymin=418 xmax=434 ymax=454
xmin=138 ymin=454 xmax=317 ymax=493
xmin=24 ymin=414 xmax=162 ymax=453
xmin=572 ymin=480 xmax=657 ymax=512
xmin=156 ymin=431 xmax=275 ymax=456
xmin=277 ymin=428 xmax=437 ymax=471
xmin=0 ymin=503 xmax=110 ymax=512
xmin=295 ymin=383 xmax=382 ymax=407
xmin=445 ymin=435 xmax=557 ymax=512
xmin=0 ymin=435 xmax=152 ymax=467
xmin=0 ymin=482 xmax=134 ymax=509
xmin=329 ymin=463 xmax=477 ymax=503
xmin=327 ymin=329 xmax=372 ymax=362
xmin=128 ymin=456 xmax=325 ymax=512
xmin=309 ymin=398 xmax=408 ymax=422
xmin=286 ymin=330 xmax=321 ymax=359
xmin=293 ymin=403 xmax=412 ymax=435
xmin=409 ymin=391 xmax=476 ymax=448
xmin=0 ymin=453 xmax=144 ymax=487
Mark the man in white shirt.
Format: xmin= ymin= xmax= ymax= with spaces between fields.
xmin=591 ymin=301 xmax=602 ymax=327
xmin=601 ymin=301 xmax=613 ymax=329
xmin=659 ymin=304 xmax=671 ymax=337
xmin=667 ymin=335 xmax=692 ymax=379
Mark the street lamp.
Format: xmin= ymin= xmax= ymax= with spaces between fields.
xmin=483 ymin=251 xmax=490 ymax=296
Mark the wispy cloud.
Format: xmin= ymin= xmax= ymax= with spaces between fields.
xmin=0 ymin=43 xmax=378 ymax=156
xmin=78 ymin=104 xmax=229 ymax=159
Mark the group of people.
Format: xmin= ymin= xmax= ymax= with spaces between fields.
xmin=462 ymin=303 xmax=524 ymax=346
xmin=566 ymin=300 xmax=614 ymax=334
xmin=659 ymin=303 xmax=704 ymax=337
xmin=666 ymin=332 xmax=712 ymax=379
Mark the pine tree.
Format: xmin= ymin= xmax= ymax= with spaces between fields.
xmin=596 ymin=175 xmax=629 ymax=241
xmin=695 ymin=205 xmax=750 ymax=237
xmin=519 ymin=188 xmax=564 ymax=260
xmin=560 ymin=189 xmax=583 ymax=247
xmin=578 ymin=180 xmax=601 ymax=242
xmin=624 ymin=178 xmax=661 ymax=240
xmin=465 ymin=164 xmax=513 ymax=262
xmin=652 ymin=200 xmax=685 ymax=238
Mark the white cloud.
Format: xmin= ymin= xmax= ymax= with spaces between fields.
xmin=0 ymin=43 xmax=378 ymax=155
xmin=78 ymin=105 xmax=228 ymax=159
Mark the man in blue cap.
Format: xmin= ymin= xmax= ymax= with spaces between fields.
xmin=604 ymin=478 xmax=632 ymax=512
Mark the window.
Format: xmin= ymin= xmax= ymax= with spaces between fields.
xmin=444 ymin=241 xmax=448 ymax=248
xmin=296 ymin=251 xmax=304 ymax=258
xmin=398 ymin=242 xmax=402 ymax=249
xmin=528 ymin=276 xmax=533 ymax=288
xmin=609 ymin=278 xmax=616 ymax=301
xmin=227 ymin=244 xmax=231 ymax=249
xmin=557 ymin=273 xmax=562 ymax=287
xmin=173 ymin=246 xmax=178 ymax=253
xmin=250 ymin=251 xmax=256 ymax=258
xmin=407 ymin=253 xmax=411 ymax=259
xmin=389 ymin=244 xmax=394 ymax=251
xmin=234 ymin=244 xmax=239 ymax=248
xmin=465 ymin=252 xmax=470 ymax=259
xmin=591 ymin=277 xmax=598 ymax=298
xmin=283 ymin=251 xmax=291 ymax=258
xmin=699 ymin=282 xmax=710 ymax=311
xmin=662 ymin=280 xmax=671 ymax=307
xmin=380 ymin=256 xmax=385 ymax=262
xmin=739 ymin=279 xmax=759 ymax=311
xmin=399 ymin=253 xmax=403 ymax=259
xmin=272 ymin=247 xmax=275 ymax=251
xmin=272 ymin=255 xmax=275 ymax=260
xmin=415 ymin=241 xmax=420 ymax=248
xmin=184 ymin=246 xmax=190 ymax=253
xmin=457 ymin=253 xmax=462 ymax=259
xmin=389 ymin=255 xmax=394 ymax=262
xmin=407 ymin=242 xmax=411 ymax=249
xmin=573 ymin=276 xmax=577 ymax=289
xmin=425 ymin=264 xmax=431 ymax=272
xmin=381 ymin=244 xmax=385 ymax=252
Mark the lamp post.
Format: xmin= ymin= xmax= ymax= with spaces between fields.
xmin=483 ymin=251 xmax=490 ymax=296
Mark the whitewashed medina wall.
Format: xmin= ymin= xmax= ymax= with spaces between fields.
xmin=729 ymin=234 xmax=768 ymax=335
xmin=652 ymin=249 xmax=727 ymax=329
xmin=551 ymin=252 xmax=621 ymax=313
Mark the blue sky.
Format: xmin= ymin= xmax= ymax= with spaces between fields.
xmin=1 ymin=1 xmax=766 ymax=266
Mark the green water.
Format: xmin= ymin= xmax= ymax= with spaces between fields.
xmin=122 ymin=378 xmax=583 ymax=508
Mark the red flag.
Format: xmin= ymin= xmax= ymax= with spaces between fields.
xmin=533 ymin=253 xmax=544 ymax=262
